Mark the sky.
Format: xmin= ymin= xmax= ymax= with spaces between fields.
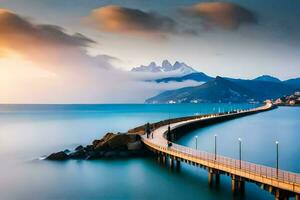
xmin=0 ymin=0 xmax=300 ymax=103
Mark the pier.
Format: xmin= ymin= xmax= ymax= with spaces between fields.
xmin=141 ymin=103 xmax=300 ymax=199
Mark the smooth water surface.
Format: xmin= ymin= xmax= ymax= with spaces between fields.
xmin=178 ymin=106 xmax=300 ymax=199
xmin=0 ymin=104 xmax=298 ymax=200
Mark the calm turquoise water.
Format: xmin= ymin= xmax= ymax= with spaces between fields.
xmin=0 ymin=104 xmax=298 ymax=200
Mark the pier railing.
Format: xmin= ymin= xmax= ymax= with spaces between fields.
xmin=143 ymin=138 xmax=300 ymax=186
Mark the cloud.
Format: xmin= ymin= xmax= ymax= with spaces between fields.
xmin=84 ymin=5 xmax=177 ymax=37
xmin=183 ymin=2 xmax=257 ymax=30
xmin=0 ymin=8 xmax=117 ymax=72
xmin=0 ymin=8 xmax=188 ymax=103
xmin=0 ymin=9 xmax=95 ymax=48
xmin=0 ymin=8 xmax=127 ymax=103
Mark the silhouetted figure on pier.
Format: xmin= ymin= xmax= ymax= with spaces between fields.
xmin=145 ymin=123 xmax=151 ymax=139
xmin=151 ymin=125 xmax=154 ymax=139
xmin=167 ymin=125 xmax=172 ymax=147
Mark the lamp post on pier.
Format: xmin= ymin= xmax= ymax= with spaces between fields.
xmin=276 ymin=141 xmax=279 ymax=178
xmin=238 ymin=138 xmax=242 ymax=169
xmin=214 ymin=134 xmax=217 ymax=160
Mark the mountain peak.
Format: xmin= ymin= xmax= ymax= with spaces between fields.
xmin=173 ymin=61 xmax=182 ymax=68
xmin=149 ymin=62 xmax=157 ymax=67
xmin=253 ymin=75 xmax=281 ymax=82
xmin=162 ymin=59 xmax=171 ymax=66
xmin=172 ymin=61 xmax=197 ymax=74
xmin=131 ymin=60 xmax=198 ymax=75
xmin=161 ymin=60 xmax=173 ymax=71
xmin=214 ymin=76 xmax=228 ymax=83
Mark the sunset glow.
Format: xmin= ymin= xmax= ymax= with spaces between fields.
xmin=0 ymin=1 xmax=299 ymax=103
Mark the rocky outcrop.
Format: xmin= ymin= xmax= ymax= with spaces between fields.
xmin=47 ymin=151 xmax=69 ymax=161
xmin=46 ymin=133 xmax=149 ymax=161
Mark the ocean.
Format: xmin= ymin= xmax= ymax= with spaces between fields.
xmin=0 ymin=104 xmax=298 ymax=200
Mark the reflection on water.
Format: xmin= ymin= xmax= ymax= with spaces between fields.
xmin=0 ymin=104 xmax=298 ymax=200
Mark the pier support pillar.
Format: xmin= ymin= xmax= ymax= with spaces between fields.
xmin=232 ymin=178 xmax=237 ymax=193
xmin=275 ymin=189 xmax=289 ymax=200
xmin=207 ymin=169 xmax=220 ymax=188
xmin=157 ymin=154 xmax=161 ymax=163
xmin=268 ymin=186 xmax=273 ymax=193
xmin=169 ymin=157 xmax=174 ymax=168
xmin=215 ymin=173 xmax=220 ymax=188
xmin=208 ymin=172 xmax=213 ymax=187
xmin=238 ymin=181 xmax=245 ymax=193
xmin=176 ymin=159 xmax=180 ymax=171
xmin=162 ymin=155 xmax=166 ymax=165
xmin=275 ymin=189 xmax=280 ymax=200
xmin=296 ymin=194 xmax=299 ymax=200
xmin=231 ymin=177 xmax=245 ymax=195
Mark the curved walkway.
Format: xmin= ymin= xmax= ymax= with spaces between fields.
xmin=141 ymin=103 xmax=300 ymax=198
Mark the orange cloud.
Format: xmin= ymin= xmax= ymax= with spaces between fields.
xmin=0 ymin=9 xmax=117 ymax=72
xmin=183 ymin=2 xmax=257 ymax=30
xmin=84 ymin=5 xmax=177 ymax=36
xmin=0 ymin=9 xmax=194 ymax=104
xmin=0 ymin=9 xmax=94 ymax=49
xmin=0 ymin=9 xmax=95 ymax=57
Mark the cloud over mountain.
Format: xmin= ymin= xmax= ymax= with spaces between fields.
xmin=0 ymin=8 xmax=192 ymax=103
xmin=84 ymin=5 xmax=177 ymax=36
xmin=183 ymin=2 xmax=257 ymax=30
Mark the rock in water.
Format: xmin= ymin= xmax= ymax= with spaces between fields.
xmin=46 ymin=151 xmax=69 ymax=161
xmin=46 ymin=132 xmax=146 ymax=160
xmin=75 ymin=145 xmax=84 ymax=151
xmin=69 ymin=149 xmax=86 ymax=159
xmin=64 ymin=149 xmax=70 ymax=154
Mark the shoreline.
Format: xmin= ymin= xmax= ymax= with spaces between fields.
xmin=277 ymin=104 xmax=300 ymax=107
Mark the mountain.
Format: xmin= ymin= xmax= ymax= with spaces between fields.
xmin=131 ymin=62 xmax=161 ymax=73
xmin=155 ymin=72 xmax=213 ymax=83
xmin=146 ymin=77 xmax=256 ymax=104
xmin=154 ymin=73 xmax=283 ymax=86
xmin=283 ymin=78 xmax=300 ymax=88
xmin=229 ymin=79 xmax=297 ymax=100
xmin=145 ymin=77 xmax=298 ymax=104
xmin=253 ymin=75 xmax=281 ymax=82
xmin=131 ymin=60 xmax=197 ymax=75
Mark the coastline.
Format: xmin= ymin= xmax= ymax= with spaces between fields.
xmin=277 ymin=104 xmax=300 ymax=107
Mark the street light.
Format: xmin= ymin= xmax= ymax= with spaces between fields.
xmin=276 ymin=141 xmax=279 ymax=178
xmin=238 ymin=138 xmax=242 ymax=169
xmin=195 ymin=136 xmax=198 ymax=150
xmin=214 ymin=134 xmax=217 ymax=160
